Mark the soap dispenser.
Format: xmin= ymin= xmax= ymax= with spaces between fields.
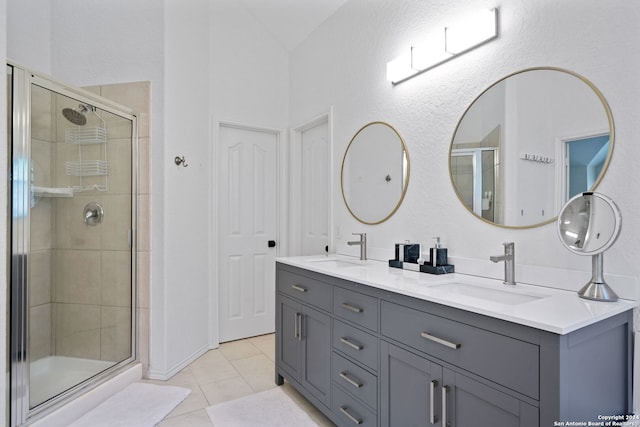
xmin=430 ymin=237 xmax=448 ymax=267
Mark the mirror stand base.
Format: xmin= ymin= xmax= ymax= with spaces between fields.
xmin=578 ymin=254 xmax=618 ymax=302
xmin=578 ymin=282 xmax=619 ymax=302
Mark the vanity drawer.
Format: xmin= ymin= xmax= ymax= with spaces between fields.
xmin=333 ymin=320 xmax=378 ymax=372
xmin=333 ymin=286 xmax=378 ymax=332
xmin=331 ymin=385 xmax=377 ymax=427
xmin=277 ymin=269 xmax=331 ymax=312
xmin=380 ymin=300 xmax=539 ymax=399
xmin=331 ymin=352 xmax=377 ymax=410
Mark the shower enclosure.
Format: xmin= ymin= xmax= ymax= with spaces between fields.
xmin=8 ymin=64 xmax=137 ymax=426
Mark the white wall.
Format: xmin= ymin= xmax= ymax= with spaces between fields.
xmin=210 ymin=0 xmax=289 ymax=129
xmin=7 ymin=0 xmax=51 ymax=73
xmin=5 ymin=0 xmax=290 ymax=380
xmin=290 ymin=0 xmax=640 ymax=299
xmin=152 ymin=0 xmax=212 ymax=378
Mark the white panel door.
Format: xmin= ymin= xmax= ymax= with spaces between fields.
xmin=301 ymin=121 xmax=329 ymax=255
xmin=219 ymin=124 xmax=277 ymax=342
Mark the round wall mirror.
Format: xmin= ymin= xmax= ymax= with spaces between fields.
xmin=341 ymin=122 xmax=410 ymax=225
xmin=557 ymin=192 xmax=622 ymax=301
xmin=449 ymin=67 xmax=614 ymax=228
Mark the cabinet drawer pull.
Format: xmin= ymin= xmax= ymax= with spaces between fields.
xmin=430 ymin=380 xmax=438 ymax=424
xmin=339 ymin=371 xmax=363 ymax=388
xmin=421 ymin=332 xmax=461 ymax=350
xmin=341 ymin=302 xmax=363 ymax=313
xmin=339 ymin=405 xmax=363 ymax=425
xmin=291 ymin=284 xmax=307 ymax=293
xmin=442 ymin=385 xmax=449 ymax=427
xmin=339 ymin=337 xmax=363 ymax=351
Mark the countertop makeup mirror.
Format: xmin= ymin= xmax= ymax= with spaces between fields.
xmin=449 ymin=67 xmax=614 ymax=228
xmin=557 ymin=192 xmax=622 ymax=301
xmin=341 ymin=122 xmax=410 ymax=224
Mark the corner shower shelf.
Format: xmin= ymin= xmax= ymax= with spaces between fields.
xmin=32 ymin=186 xmax=74 ymax=198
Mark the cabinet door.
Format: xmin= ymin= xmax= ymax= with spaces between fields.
xmin=278 ymin=296 xmax=302 ymax=380
xmin=442 ymin=368 xmax=538 ymax=427
xmin=381 ymin=341 xmax=443 ymax=427
xmin=301 ymin=304 xmax=332 ymax=406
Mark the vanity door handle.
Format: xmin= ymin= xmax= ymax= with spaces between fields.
xmin=341 ymin=302 xmax=363 ymax=313
xmin=294 ymin=313 xmax=303 ymax=341
xmin=421 ymin=332 xmax=461 ymax=350
xmin=339 ymin=337 xmax=363 ymax=351
xmin=339 ymin=405 xmax=363 ymax=425
xmin=442 ymin=385 xmax=449 ymax=427
xmin=291 ymin=284 xmax=307 ymax=293
xmin=339 ymin=371 xmax=363 ymax=388
xmin=430 ymin=380 xmax=438 ymax=424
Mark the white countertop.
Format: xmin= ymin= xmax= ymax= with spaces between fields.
xmin=277 ymin=255 xmax=637 ymax=335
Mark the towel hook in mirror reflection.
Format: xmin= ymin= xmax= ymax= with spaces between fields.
xmin=174 ymin=156 xmax=188 ymax=167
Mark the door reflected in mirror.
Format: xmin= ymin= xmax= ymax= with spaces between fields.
xmin=564 ymin=134 xmax=610 ymax=200
xmin=341 ymin=122 xmax=410 ymax=224
xmin=449 ymin=67 xmax=614 ymax=228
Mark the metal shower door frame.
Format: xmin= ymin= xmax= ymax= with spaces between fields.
xmin=8 ymin=63 xmax=139 ymax=426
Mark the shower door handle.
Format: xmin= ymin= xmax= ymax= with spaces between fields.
xmin=268 ymin=240 xmax=276 ymax=248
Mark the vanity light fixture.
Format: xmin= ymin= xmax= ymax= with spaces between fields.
xmin=444 ymin=8 xmax=499 ymax=55
xmin=386 ymin=8 xmax=498 ymax=84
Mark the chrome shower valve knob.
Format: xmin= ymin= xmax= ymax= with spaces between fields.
xmin=83 ymin=202 xmax=104 ymax=226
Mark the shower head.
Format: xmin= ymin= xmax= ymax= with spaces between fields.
xmin=62 ymin=104 xmax=89 ymax=126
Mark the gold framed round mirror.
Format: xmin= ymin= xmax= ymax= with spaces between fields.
xmin=341 ymin=122 xmax=410 ymax=225
xmin=449 ymin=67 xmax=614 ymax=228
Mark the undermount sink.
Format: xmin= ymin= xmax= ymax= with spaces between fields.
xmin=308 ymin=258 xmax=365 ymax=268
xmin=430 ymin=282 xmax=549 ymax=305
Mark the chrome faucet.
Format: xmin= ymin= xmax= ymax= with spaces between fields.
xmin=490 ymin=242 xmax=516 ymax=286
xmin=347 ymin=233 xmax=367 ymax=260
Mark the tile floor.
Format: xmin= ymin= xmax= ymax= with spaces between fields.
xmin=146 ymin=334 xmax=335 ymax=426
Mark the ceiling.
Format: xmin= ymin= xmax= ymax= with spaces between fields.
xmin=238 ymin=0 xmax=349 ymax=52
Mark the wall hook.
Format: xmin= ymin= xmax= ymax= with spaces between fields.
xmin=174 ymin=156 xmax=188 ymax=167
xmin=385 ymin=174 xmax=392 ymax=182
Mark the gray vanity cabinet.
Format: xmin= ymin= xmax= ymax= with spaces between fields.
xmin=380 ymin=341 xmax=439 ymax=426
xmin=277 ymin=294 xmax=331 ymax=407
xmin=442 ymin=367 xmax=538 ymax=427
xmin=275 ymin=262 xmax=633 ymax=427
xmin=380 ymin=341 xmax=538 ymax=427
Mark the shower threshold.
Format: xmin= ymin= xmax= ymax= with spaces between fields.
xmin=30 ymin=356 xmax=114 ymax=408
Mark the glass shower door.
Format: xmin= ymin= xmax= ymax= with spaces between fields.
xmin=10 ymin=65 xmax=137 ymax=424
xmin=450 ymin=148 xmax=497 ymax=222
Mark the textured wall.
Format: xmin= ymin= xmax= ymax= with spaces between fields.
xmin=290 ymin=0 xmax=640 ymax=299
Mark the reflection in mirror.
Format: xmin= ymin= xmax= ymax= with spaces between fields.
xmin=557 ymin=192 xmax=622 ymax=301
xmin=565 ymin=134 xmax=609 ymax=200
xmin=341 ymin=122 xmax=410 ymax=224
xmin=450 ymin=67 xmax=614 ymax=228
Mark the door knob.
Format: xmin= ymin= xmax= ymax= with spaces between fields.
xmin=268 ymin=240 xmax=276 ymax=248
